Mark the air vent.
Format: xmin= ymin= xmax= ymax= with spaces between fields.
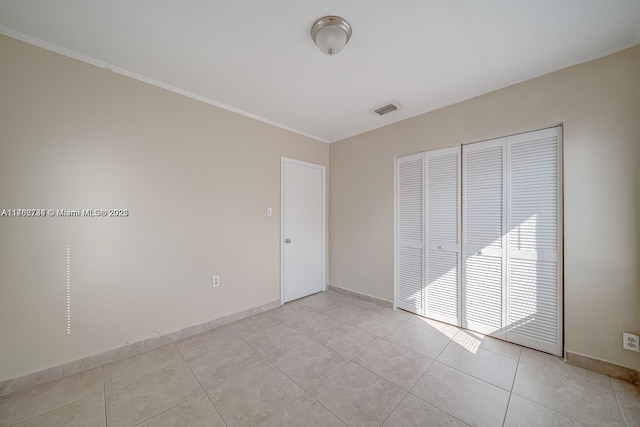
xmin=372 ymin=102 xmax=402 ymax=116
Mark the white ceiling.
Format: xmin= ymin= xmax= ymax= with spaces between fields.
xmin=1 ymin=1 xmax=639 ymax=143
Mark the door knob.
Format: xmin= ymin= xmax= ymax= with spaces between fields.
xmin=285 ymin=238 xmax=291 ymax=244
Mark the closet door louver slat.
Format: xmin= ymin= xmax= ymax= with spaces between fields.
xmin=425 ymin=146 xmax=461 ymax=325
xmin=462 ymin=138 xmax=506 ymax=338
xmin=396 ymin=153 xmax=425 ymax=315
xmin=506 ymin=127 xmax=562 ymax=356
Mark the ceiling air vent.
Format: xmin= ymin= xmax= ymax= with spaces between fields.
xmin=372 ymin=102 xmax=402 ymax=116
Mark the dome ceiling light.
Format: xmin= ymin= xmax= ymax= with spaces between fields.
xmin=311 ymin=16 xmax=352 ymax=56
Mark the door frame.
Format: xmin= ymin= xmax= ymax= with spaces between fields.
xmin=280 ymin=157 xmax=327 ymax=305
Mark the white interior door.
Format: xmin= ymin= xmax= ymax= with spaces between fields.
xmin=505 ymin=127 xmax=563 ymax=355
xmin=281 ymin=158 xmax=325 ymax=303
xmin=462 ymin=138 xmax=507 ymax=339
xmin=425 ymin=146 xmax=461 ymax=325
xmin=396 ymin=127 xmax=562 ymax=356
xmin=396 ymin=153 xmax=425 ymax=315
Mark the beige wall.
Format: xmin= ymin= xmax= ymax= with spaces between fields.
xmin=0 ymin=35 xmax=329 ymax=381
xmin=330 ymin=45 xmax=640 ymax=369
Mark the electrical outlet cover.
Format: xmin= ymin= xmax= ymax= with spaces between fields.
xmin=623 ymin=333 xmax=639 ymax=352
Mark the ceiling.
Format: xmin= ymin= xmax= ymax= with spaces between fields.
xmin=1 ymin=1 xmax=639 ymax=143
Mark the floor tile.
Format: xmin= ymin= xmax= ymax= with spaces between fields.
xmin=512 ymin=361 xmax=625 ymax=426
xmin=333 ymin=297 xmax=380 ymax=311
xmin=314 ymin=290 xmax=344 ymax=301
xmin=0 ymin=367 xmax=103 ymax=427
xmin=207 ymin=362 xmax=303 ymax=427
xmin=309 ymin=362 xmax=406 ymax=427
xmin=244 ymin=323 xmax=309 ymax=358
xmin=408 ymin=316 xmax=461 ymax=339
xmin=258 ymin=393 xmax=346 ymax=427
xmin=354 ymin=339 xmax=432 ymax=391
xmin=452 ymin=329 xmax=522 ymax=360
xmin=4 ymin=291 xmax=637 ymax=427
xmin=347 ymin=311 xmax=404 ymax=337
xmin=105 ymin=360 xmax=201 ymax=427
xmin=612 ymin=378 xmax=640 ymax=426
xmin=186 ymin=337 xmax=264 ymax=390
xmin=330 ymin=292 xmax=396 ymax=313
xmin=411 ymin=362 xmax=510 ymax=427
xmin=265 ymin=302 xmax=311 ymax=324
xmin=519 ymin=348 xmax=610 ymax=386
xmin=176 ymin=326 xmax=238 ymax=360
xmin=437 ymin=340 xmax=519 ymax=390
xmin=0 ymin=366 xmax=62 ymax=398
xmin=104 ymin=344 xmax=182 ymax=386
xmin=381 ymin=393 xmax=466 ymax=427
xmin=228 ymin=313 xmax=282 ymax=338
xmin=316 ymin=301 xmax=365 ymax=322
xmin=271 ymin=339 xmax=348 ymax=390
xmin=366 ymin=306 xmax=415 ymax=322
xmin=11 ymin=392 xmax=105 ymax=427
xmin=313 ymin=324 xmax=379 ymax=359
xmin=137 ymin=393 xmax=225 ymax=427
xmin=385 ymin=323 xmax=451 ymax=359
xmin=296 ymin=292 xmax=339 ymax=311
xmin=503 ymin=394 xmax=581 ymax=426
xmin=270 ymin=304 xmax=341 ymax=336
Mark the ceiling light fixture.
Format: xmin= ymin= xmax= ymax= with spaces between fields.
xmin=311 ymin=16 xmax=352 ymax=56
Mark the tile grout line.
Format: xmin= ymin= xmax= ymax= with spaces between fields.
xmin=377 ymin=389 xmax=409 ymax=426
xmin=267 ymin=336 xmax=348 ymax=392
xmin=434 ymin=355 xmax=518 ymax=393
xmin=176 ymin=342 xmax=230 ymax=427
xmin=251 ymin=360 xmax=307 ymax=426
xmin=500 ymin=347 xmax=523 ymax=426
xmin=125 ymin=345 xmax=203 ymax=427
xmin=271 ymin=336 xmax=355 ymax=427
xmin=403 ymin=387 xmax=471 ymax=426
xmin=401 ymin=333 xmax=475 ymax=427
xmin=162 ymin=296 xmax=633 ymax=426
xmin=523 ymin=347 xmax=618 ymax=387
xmin=103 ymin=365 xmax=108 ymax=427
xmin=266 ymin=297 xmax=404 ymax=426
xmin=4 ymin=371 xmax=107 ymax=427
xmin=508 ymin=371 xmax=608 ymax=424
xmin=180 ymin=323 xmax=273 ymax=396
xmin=252 ymin=388 xmax=303 ymax=426
xmin=344 ymin=357 xmax=413 ymax=426
xmin=303 ymin=390 xmax=351 ymax=427
xmin=335 ymin=307 xmax=428 ymax=426
xmin=610 ymin=376 xmax=630 ymax=427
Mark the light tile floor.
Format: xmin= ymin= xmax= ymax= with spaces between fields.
xmin=1 ymin=290 xmax=639 ymax=426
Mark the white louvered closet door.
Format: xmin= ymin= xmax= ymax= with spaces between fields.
xmin=425 ymin=147 xmax=461 ymax=325
xmin=506 ymin=127 xmax=562 ymax=356
xmin=396 ymin=153 xmax=425 ymax=315
xmin=462 ymin=138 xmax=507 ymax=339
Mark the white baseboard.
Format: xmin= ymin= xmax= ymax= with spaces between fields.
xmin=326 ymin=283 xmax=393 ymax=308
xmin=0 ymin=299 xmax=280 ymax=397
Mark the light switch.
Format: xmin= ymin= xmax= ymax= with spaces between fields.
xmin=267 ymin=208 xmax=272 ymax=217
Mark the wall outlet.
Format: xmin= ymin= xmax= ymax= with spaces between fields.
xmin=623 ymin=332 xmax=639 ymax=352
xmin=212 ymin=275 xmax=220 ymax=288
